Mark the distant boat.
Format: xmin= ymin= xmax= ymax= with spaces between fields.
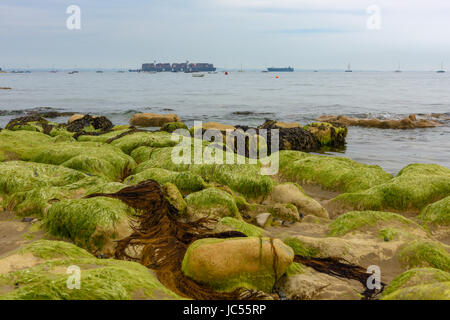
xmin=395 ymin=62 xmax=402 ymax=73
xmin=437 ymin=62 xmax=446 ymax=73
xmin=238 ymin=64 xmax=244 ymax=72
xmin=116 ymin=71 xmax=125 ymax=73
xmin=192 ymin=73 xmax=204 ymax=77
xmin=50 ymin=70 xmax=58 ymax=73
xmin=96 ymin=70 xmax=103 ymax=73
xmin=68 ymin=71 xmax=79 ymax=74
xmin=267 ymin=66 xmax=294 ymax=72
xmin=345 ymin=63 xmax=352 ymax=72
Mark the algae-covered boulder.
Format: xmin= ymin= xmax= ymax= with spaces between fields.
xmin=0 ymin=130 xmax=136 ymax=181
xmin=397 ymin=240 xmax=450 ymax=272
xmin=263 ymin=183 xmax=329 ymax=219
xmin=181 ymin=237 xmax=294 ymax=293
xmin=418 ymin=196 xmax=450 ymax=227
xmin=328 ymin=210 xmax=423 ymax=238
xmin=129 ymin=113 xmax=181 ymax=127
xmin=135 ymin=146 xmax=275 ymax=198
xmin=185 ymin=188 xmax=241 ymax=219
xmin=382 ymin=281 xmax=450 ymax=300
xmin=43 ymin=197 xmax=135 ymax=254
xmin=0 ymin=240 xmax=181 ymax=300
xmin=278 ymin=150 xmax=393 ymax=193
xmin=161 ymin=122 xmax=188 ymax=133
xmin=130 ymin=146 xmax=153 ymax=163
xmin=331 ymin=164 xmax=450 ymax=213
xmin=109 ymin=131 xmax=177 ymax=154
xmin=304 ymin=122 xmax=347 ymax=147
xmin=162 ymin=182 xmax=186 ymax=214
xmin=382 ymin=268 xmax=450 ymax=298
xmin=124 ymin=168 xmax=207 ymax=194
xmin=217 ymin=217 xmax=266 ymax=237
xmin=266 ymin=203 xmax=300 ymax=222
xmin=0 ymin=161 xmax=86 ymax=195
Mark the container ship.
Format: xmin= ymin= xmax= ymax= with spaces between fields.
xmin=266 ymin=66 xmax=294 ymax=72
xmin=139 ymin=62 xmax=216 ymax=73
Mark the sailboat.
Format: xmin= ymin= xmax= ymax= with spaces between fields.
xmin=238 ymin=64 xmax=244 ymax=72
xmin=395 ymin=62 xmax=402 ymax=73
xmin=437 ymin=62 xmax=446 ymax=73
xmin=345 ymin=63 xmax=352 ymax=72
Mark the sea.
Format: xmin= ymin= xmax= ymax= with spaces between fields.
xmin=1 ymin=70 xmax=449 ymax=175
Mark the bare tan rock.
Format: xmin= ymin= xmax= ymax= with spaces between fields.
xmin=280 ymin=267 xmax=363 ymax=300
xmin=68 ymin=114 xmax=86 ymax=123
xmin=129 ymin=113 xmax=181 ymax=127
xmin=264 ymin=183 xmax=329 ymax=219
xmin=316 ymin=115 xmax=440 ymax=129
xmin=274 ymin=122 xmax=302 ymax=129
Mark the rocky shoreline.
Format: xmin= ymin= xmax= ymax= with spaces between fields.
xmin=0 ymin=113 xmax=449 ymax=300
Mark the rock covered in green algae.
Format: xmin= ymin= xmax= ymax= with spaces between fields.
xmin=382 ymin=281 xmax=450 ymax=300
xmin=0 ymin=161 xmax=86 ymax=195
xmin=133 ymin=145 xmax=275 ymax=198
xmin=43 ymin=197 xmax=135 ymax=255
xmin=162 ymin=182 xmax=187 ymax=214
xmin=129 ymin=145 xmax=153 ymax=163
xmin=398 ymin=240 xmax=450 ymax=272
xmin=181 ymin=237 xmax=294 ymax=293
xmin=328 ymin=210 xmax=423 ymax=237
xmin=266 ymin=203 xmax=300 ymax=222
xmin=263 ymin=183 xmax=329 ymax=219
xmin=303 ymin=122 xmax=347 ymax=147
xmin=109 ymin=131 xmax=177 ymax=154
xmin=418 ymin=196 xmax=450 ymax=227
xmin=382 ymin=268 xmax=450 ymax=298
xmin=331 ymin=163 xmax=450 ymax=213
xmin=0 ymin=130 xmax=136 ymax=181
xmin=161 ymin=121 xmax=188 ymax=133
xmin=278 ymin=150 xmax=393 ymax=193
xmin=217 ymin=217 xmax=266 ymax=237
xmin=0 ymin=240 xmax=181 ymax=300
xmin=185 ymin=188 xmax=241 ymax=219
xmin=124 ymin=167 xmax=207 ymax=194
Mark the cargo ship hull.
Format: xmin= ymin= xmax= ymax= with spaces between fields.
xmin=140 ymin=62 xmax=216 ymax=73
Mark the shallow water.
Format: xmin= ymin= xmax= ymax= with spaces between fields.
xmin=0 ymin=71 xmax=449 ymax=174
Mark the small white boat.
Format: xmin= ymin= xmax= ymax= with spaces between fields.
xmin=192 ymin=73 xmax=204 ymax=77
xmin=437 ymin=62 xmax=446 ymax=73
xmin=345 ymin=63 xmax=352 ymax=72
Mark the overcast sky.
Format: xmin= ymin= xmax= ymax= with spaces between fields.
xmin=1 ymin=0 xmax=449 ymax=70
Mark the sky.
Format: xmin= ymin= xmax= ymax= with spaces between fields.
xmin=1 ymin=0 xmax=450 ymax=70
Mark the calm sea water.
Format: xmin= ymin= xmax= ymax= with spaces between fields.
xmin=0 ymin=71 xmax=449 ymax=174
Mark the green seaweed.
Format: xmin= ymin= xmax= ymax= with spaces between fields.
xmin=0 ymin=241 xmax=181 ymax=300
xmin=332 ymin=164 xmax=450 ymax=213
xmin=278 ymin=150 xmax=392 ymax=193
xmin=398 ymin=240 xmax=450 ymax=272
xmin=43 ymin=197 xmax=135 ymax=251
xmin=219 ymin=217 xmax=265 ymax=237
xmin=328 ymin=210 xmax=417 ymax=237
xmin=185 ymin=188 xmax=241 ymax=219
xmin=418 ymin=196 xmax=450 ymax=227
